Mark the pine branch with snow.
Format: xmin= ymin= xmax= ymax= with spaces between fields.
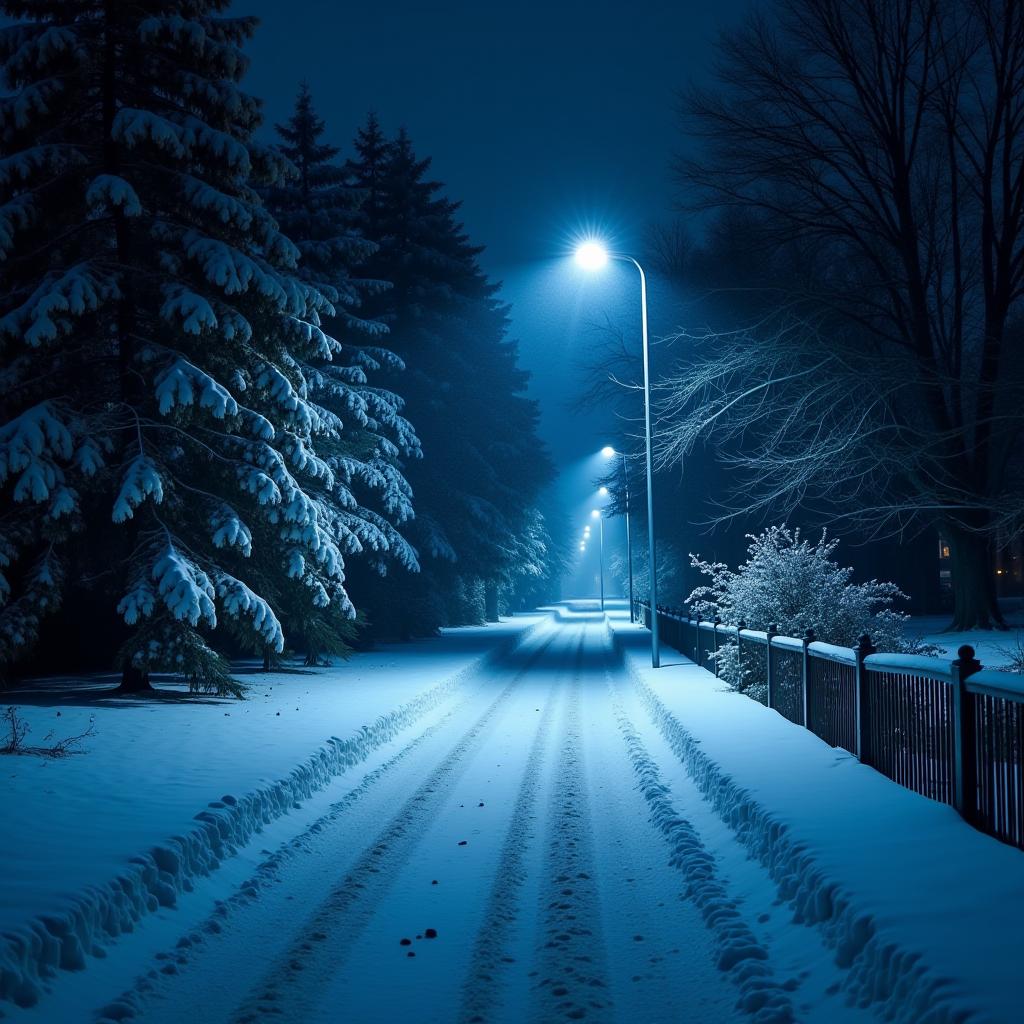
xmin=0 ymin=2 xmax=421 ymax=684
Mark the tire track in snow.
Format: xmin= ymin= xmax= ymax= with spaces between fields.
xmin=602 ymin=635 xmax=797 ymax=1024
xmin=454 ymin=632 xmax=578 ymax=1024
xmin=93 ymin=623 xmax=565 ymax=1024
xmin=229 ymin=623 xmax=574 ymax=1024
xmin=530 ymin=624 xmax=615 ymax=1024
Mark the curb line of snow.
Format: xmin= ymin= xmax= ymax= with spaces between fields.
xmin=0 ymin=616 xmax=549 ymax=1009
xmin=610 ymin=627 xmax=972 ymax=1024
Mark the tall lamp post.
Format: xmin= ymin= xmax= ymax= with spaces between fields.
xmin=591 ymin=509 xmax=604 ymax=611
xmin=578 ymin=243 xmax=659 ymax=667
xmin=602 ymin=446 xmax=633 ymax=622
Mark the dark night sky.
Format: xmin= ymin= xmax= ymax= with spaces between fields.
xmin=2 ymin=0 xmax=754 ymax=592
xmin=237 ymin=0 xmax=754 ymax=595
xmin=238 ymin=0 xmax=752 ymax=589
xmin=239 ymin=0 xmax=749 ymax=272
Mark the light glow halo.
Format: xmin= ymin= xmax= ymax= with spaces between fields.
xmin=575 ymin=242 xmax=608 ymax=270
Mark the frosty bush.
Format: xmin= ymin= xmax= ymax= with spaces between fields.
xmin=688 ymin=526 xmax=934 ymax=694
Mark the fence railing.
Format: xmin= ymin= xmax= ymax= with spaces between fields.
xmin=635 ymin=600 xmax=1024 ymax=851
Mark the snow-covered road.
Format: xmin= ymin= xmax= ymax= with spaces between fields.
xmin=62 ymin=607 xmax=887 ymax=1024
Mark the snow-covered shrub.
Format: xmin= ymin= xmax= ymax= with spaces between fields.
xmin=995 ymin=632 xmax=1024 ymax=675
xmin=688 ymin=526 xmax=935 ymax=694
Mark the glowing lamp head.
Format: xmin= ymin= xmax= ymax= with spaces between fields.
xmin=579 ymin=543 xmax=585 ymax=551
xmin=591 ymin=509 xmax=600 ymax=518
xmin=575 ymin=242 xmax=608 ymax=270
xmin=599 ymin=487 xmax=608 ymax=495
xmin=601 ymin=446 xmax=615 ymax=457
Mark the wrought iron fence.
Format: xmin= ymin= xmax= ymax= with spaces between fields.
xmin=635 ymin=601 xmax=1024 ymax=851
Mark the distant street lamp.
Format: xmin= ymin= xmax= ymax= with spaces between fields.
xmin=603 ymin=446 xmax=634 ymax=622
xmin=578 ymin=244 xmax=659 ymax=666
xmin=591 ymin=509 xmax=604 ymax=611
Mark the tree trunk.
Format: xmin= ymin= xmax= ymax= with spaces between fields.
xmin=484 ymin=583 xmax=499 ymax=623
xmin=118 ymin=664 xmax=153 ymax=692
xmin=945 ymin=526 xmax=1006 ymax=631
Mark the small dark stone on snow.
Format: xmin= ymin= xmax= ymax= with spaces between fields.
xmin=633 ymin=935 xmax=643 ymax=941
xmin=276 ymin=712 xmax=280 ymax=716
xmin=478 ymin=802 xmax=484 ymax=807
xmin=407 ymin=951 xmax=415 ymax=957
xmin=431 ymin=880 xmax=438 ymax=885
xmin=400 ymin=938 xmax=411 ymax=946
xmin=458 ymin=840 xmax=467 ymax=846
xmin=56 ymin=711 xmax=61 ymax=716
xmin=425 ymin=928 xmax=437 ymax=938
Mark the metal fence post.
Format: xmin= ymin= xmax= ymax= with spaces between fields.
xmin=766 ymin=624 xmax=777 ymax=709
xmin=854 ymin=633 xmax=876 ymax=762
xmin=712 ymin=615 xmax=721 ymax=677
xmin=801 ymin=628 xmax=815 ymax=728
xmin=952 ymin=644 xmax=981 ymax=825
xmin=736 ymin=619 xmax=746 ymax=691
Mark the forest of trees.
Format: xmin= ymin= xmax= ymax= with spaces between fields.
xmin=0 ymin=0 xmax=567 ymax=689
xmin=591 ymin=0 xmax=1023 ymax=631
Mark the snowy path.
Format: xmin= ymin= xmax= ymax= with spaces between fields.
xmin=48 ymin=608 xmax=895 ymax=1024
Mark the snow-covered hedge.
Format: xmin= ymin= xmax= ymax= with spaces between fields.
xmin=687 ymin=527 xmax=936 ymax=696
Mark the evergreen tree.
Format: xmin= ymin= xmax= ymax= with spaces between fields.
xmin=346 ymin=121 xmax=558 ymax=632
xmin=259 ymin=84 xmax=420 ymax=662
xmin=0 ymin=3 xmax=413 ymax=689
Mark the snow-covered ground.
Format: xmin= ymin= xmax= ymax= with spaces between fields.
xmin=0 ymin=614 xmax=546 ymax=1011
xmin=618 ymin=613 xmax=1024 ymax=1024
xmin=905 ymin=600 xmax=1024 ymax=668
xmin=2 ymin=605 xmax=1021 ymax=1024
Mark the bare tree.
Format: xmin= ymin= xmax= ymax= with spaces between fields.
xmin=664 ymin=0 xmax=1024 ymax=629
xmin=641 ymin=217 xmax=696 ymax=279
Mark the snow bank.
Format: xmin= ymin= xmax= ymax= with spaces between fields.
xmin=0 ymin=615 xmax=547 ymax=1008
xmin=610 ymin=618 xmax=1024 ymax=1024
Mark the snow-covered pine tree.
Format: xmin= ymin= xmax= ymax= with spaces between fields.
xmin=257 ymin=84 xmax=420 ymax=663
xmin=0 ymin=3 xmax=412 ymax=690
xmin=345 ymin=121 xmax=556 ymax=633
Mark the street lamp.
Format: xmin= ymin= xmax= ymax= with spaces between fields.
xmin=577 ymin=243 xmax=660 ymax=667
xmin=591 ymin=509 xmax=604 ymax=611
xmin=603 ymin=446 xmax=634 ymax=623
